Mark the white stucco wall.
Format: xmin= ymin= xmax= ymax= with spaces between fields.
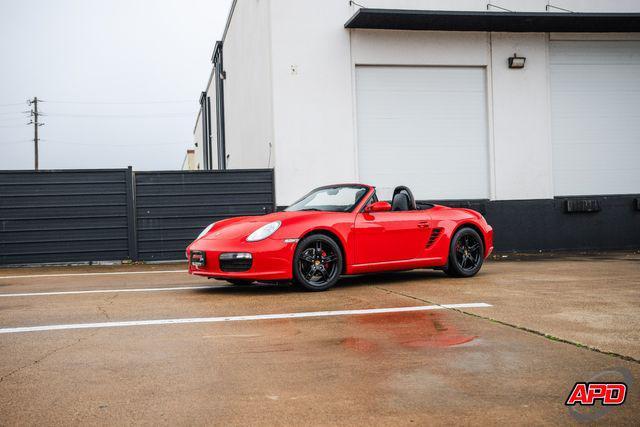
xmin=192 ymin=111 xmax=203 ymax=170
xmin=269 ymin=0 xmax=356 ymax=204
xmin=190 ymin=69 xmax=216 ymax=171
xmin=353 ymin=0 xmax=640 ymax=12
xmin=489 ymin=32 xmax=554 ymax=200
xmin=350 ymin=29 xmax=557 ymax=201
xmin=182 ymin=150 xmax=197 ymax=170
xmin=205 ymin=71 xmax=219 ymax=169
xmin=222 ymin=0 xmax=274 ymax=170
xmin=214 ymin=0 xmax=639 ymax=204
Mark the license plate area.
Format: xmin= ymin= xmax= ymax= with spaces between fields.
xmin=190 ymin=251 xmax=206 ymax=267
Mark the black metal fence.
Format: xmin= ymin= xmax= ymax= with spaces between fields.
xmin=0 ymin=168 xmax=275 ymax=265
xmin=134 ymin=170 xmax=275 ymax=261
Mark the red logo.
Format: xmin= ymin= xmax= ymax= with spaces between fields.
xmin=566 ymin=383 xmax=627 ymax=406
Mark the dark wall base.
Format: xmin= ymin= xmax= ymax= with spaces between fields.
xmin=279 ymin=194 xmax=639 ymax=252
xmin=428 ymin=195 xmax=640 ymax=252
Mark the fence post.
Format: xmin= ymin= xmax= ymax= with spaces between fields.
xmin=271 ymin=168 xmax=277 ymax=213
xmin=125 ymin=166 xmax=139 ymax=261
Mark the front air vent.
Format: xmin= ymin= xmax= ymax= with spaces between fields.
xmin=426 ymin=228 xmax=443 ymax=248
xmin=219 ymin=253 xmax=252 ymax=272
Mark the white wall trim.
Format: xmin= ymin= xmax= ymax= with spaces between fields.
xmin=349 ymin=29 xmax=360 ymax=182
xmin=544 ymin=32 xmax=555 ymax=197
xmin=486 ymin=33 xmax=497 ymax=201
xmin=267 ymin=0 xmax=276 ymax=170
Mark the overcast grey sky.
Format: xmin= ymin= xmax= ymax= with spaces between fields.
xmin=0 ymin=0 xmax=232 ymax=170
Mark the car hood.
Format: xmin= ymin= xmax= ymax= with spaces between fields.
xmin=201 ymin=210 xmax=324 ymax=241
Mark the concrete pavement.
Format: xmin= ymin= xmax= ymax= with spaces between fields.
xmin=0 ymin=254 xmax=638 ymax=425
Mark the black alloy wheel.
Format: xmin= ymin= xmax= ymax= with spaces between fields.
xmin=445 ymin=227 xmax=484 ymax=277
xmin=293 ymin=234 xmax=342 ymax=291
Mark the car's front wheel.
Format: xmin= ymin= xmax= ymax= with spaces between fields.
xmin=293 ymin=234 xmax=342 ymax=291
xmin=445 ymin=227 xmax=484 ymax=277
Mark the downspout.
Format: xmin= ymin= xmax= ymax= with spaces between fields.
xmin=199 ymin=91 xmax=210 ymax=170
xmin=206 ymin=96 xmax=213 ymax=168
xmin=213 ymin=41 xmax=227 ymax=170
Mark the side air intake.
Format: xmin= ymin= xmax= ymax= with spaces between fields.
xmin=426 ymin=228 xmax=443 ymax=248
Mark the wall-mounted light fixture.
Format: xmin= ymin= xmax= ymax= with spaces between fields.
xmin=508 ymin=53 xmax=526 ymax=69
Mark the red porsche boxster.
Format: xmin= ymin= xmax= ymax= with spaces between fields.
xmin=187 ymin=184 xmax=493 ymax=291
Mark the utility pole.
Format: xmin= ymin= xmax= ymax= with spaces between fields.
xmin=27 ymin=97 xmax=44 ymax=170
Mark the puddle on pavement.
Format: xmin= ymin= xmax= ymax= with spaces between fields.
xmin=341 ymin=311 xmax=476 ymax=353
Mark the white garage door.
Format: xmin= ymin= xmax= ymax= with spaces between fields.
xmin=355 ymin=66 xmax=489 ymax=201
xmin=550 ymin=41 xmax=640 ymax=196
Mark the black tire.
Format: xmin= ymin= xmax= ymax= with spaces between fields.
xmin=293 ymin=234 xmax=343 ymax=291
xmin=225 ymin=279 xmax=253 ymax=286
xmin=445 ymin=227 xmax=484 ymax=278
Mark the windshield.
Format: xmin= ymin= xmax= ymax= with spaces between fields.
xmin=285 ymin=185 xmax=369 ymax=212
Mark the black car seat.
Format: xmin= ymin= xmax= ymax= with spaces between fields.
xmin=391 ymin=192 xmax=410 ymax=211
xmin=391 ymin=186 xmax=416 ymax=211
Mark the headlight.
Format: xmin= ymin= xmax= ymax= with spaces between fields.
xmin=246 ymin=221 xmax=281 ymax=242
xmin=196 ymin=222 xmax=216 ymax=240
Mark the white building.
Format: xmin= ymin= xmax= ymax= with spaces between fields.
xmin=181 ymin=149 xmax=197 ymax=170
xmin=192 ymin=0 xmax=640 ymax=251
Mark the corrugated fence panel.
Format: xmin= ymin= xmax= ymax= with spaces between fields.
xmin=0 ymin=169 xmax=275 ymax=265
xmin=0 ymin=169 xmax=130 ymax=265
xmin=135 ymin=169 xmax=275 ymax=261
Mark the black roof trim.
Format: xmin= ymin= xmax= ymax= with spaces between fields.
xmin=344 ymin=9 xmax=640 ymax=32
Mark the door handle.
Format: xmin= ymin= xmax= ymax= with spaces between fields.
xmin=417 ymin=222 xmax=430 ymax=228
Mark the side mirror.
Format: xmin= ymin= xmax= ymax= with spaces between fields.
xmin=365 ymin=201 xmax=392 ymax=213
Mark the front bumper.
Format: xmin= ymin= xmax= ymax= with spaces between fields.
xmin=186 ymin=237 xmax=296 ymax=281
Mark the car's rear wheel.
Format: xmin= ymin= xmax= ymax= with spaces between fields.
xmin=293 ymin=234 xmax=342 ymax=291
xmin=445 ymin=227 xmax=484 ymax=277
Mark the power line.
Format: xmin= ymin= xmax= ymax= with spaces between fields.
xmin=0 ymin=140 xmax=32 ymax=145
xmin=0 ymin=138 xmax=189 ymax=147
xmin=45 ymin=100 xmax=194 ymax=105
xmin=41 ymin=139 xmax=190 ymax=147
xmin=0 ymin=124 xmax=29 ymax=128
xmin=0 ymin=116 xmax=28 ymax=122
xmin=0 ymin=102 xmax=27 ymax=108
xmin=44 ymin=112 xmax=194 ymax=119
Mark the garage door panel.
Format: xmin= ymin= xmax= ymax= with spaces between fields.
xmin=359 ymin=121 xmax=485 ymax=144
xmin=372 ymin=173 xmax=488 ymax=201
xmin=358 ymin=94 xmax=485 ymax=119
xmin=551 ymin=41 xmax=640 ymax=64
xmin=356 ymin=66 xmax=485 ymax=90
xmin=550 ymin=41 xmax=640 ymax=196
xmin=553 ymin=117 xmax=640 ymax=143
xmin=553 ymin=143 xmax=638 ymax=171
xmin=551 ymin=66 xmax=640 ymax=90
xmin=552 ymin=93 xmax=640 ymax=118
xmin=356 ymin=66 xmax=489 ymax=200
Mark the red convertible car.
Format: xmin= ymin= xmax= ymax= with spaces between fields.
xmin=187 ymin=184 xmax=493 ymax=291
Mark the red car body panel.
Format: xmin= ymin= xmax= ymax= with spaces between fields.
xmin=186 ymin=185 xmax=493 ymax=281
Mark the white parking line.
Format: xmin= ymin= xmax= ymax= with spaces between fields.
xmin=0 ymin=303 xmax=492 ymax=334
xmin=0 ymin=285 xmax=226 ymax=298
xmin=0 ymin=270 xmax=187 ymax=280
